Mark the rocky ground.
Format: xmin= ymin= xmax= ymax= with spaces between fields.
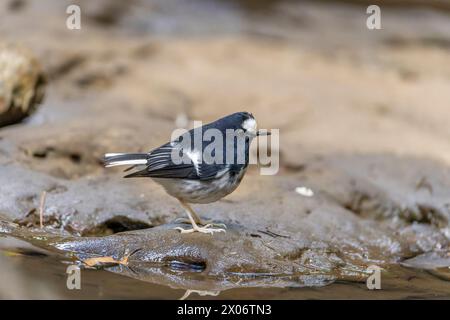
xmin=0 ymin=0 xmax=449 ymax=298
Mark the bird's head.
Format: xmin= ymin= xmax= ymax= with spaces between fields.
xmin=226 ymin=112 xmax=271 ymax=138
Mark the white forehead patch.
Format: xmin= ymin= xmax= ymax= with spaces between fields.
xmin=242 ymin=118 xmax=257 ymax=132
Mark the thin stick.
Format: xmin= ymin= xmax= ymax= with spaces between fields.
xmin=39 ymin=191 xmax=47 ymax=228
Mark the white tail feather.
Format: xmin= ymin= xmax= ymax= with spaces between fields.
xmin=105 ymin=159 xmax=147 ymax=167
xmin=105 ymin=153 xmax=125 ymax=157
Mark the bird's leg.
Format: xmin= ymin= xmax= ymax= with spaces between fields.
xmin=187 ymin=208 xmax=203 ymax=225
xmin=173 ymin=203 xmax=227 ymax=228
xmin=174 ymin=200 xmax=226 ymax=234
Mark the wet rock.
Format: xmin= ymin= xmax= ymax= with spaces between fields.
xmin=1 ymin=154 xmax=449 ymax=291
xmin=0 ymin=221 xmax=366 ymax=291
xmin=0 ymin=43 xmax=46 ymax=127
xmin=401 ymin=251 xmax=450 ymax=270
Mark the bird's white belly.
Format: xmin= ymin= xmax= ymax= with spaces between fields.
xmin=153 ymin=171 xmax=245 ymax=204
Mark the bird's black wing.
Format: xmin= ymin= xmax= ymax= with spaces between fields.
xmin=124 ymin=143 xmax=224 ymax=180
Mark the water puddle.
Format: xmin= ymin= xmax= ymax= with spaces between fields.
xmin=1 ymin=234 xmax=448 ymax=299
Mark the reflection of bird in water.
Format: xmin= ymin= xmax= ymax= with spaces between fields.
xmin=104 ymin=112 xmax=270 ymax=234
xmin=179 ymin=289 xmax=220 ymax=300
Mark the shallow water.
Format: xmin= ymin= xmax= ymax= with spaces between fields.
xmin=1 ymin=236 xmax=448 ymax=299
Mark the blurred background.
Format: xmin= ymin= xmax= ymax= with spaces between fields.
xmin=1 ymin=0 xmax=450 ymax=299
xmin=1 ymin=0 xmax=450 ymax=166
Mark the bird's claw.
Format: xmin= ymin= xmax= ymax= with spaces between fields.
xmin=202 ymin=222 xmax=227 ymax=229
xmin=174 ymin=218 xmax=227 ymax=229
xmin=174 ymin=225 xmax=226 ymax=235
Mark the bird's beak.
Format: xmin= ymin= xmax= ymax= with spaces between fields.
xmin=256 ymin=130 xmax=271 ymax=136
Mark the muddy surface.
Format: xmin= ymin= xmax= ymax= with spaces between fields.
xmin=0 ymin=0 xmax=450 ymax=299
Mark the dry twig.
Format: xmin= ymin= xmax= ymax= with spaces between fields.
xmin=39 ymin=191 xmax=47 ymax=228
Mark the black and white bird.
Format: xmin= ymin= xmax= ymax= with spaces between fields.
xmin=104 ymin=112 xmax=270 ymax=234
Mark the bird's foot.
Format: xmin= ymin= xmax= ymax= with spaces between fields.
xmin=174 ymin=217 xmax=227 ymax=229
xmin=174 ymin=224 xmax=226 ymax=235
xmin=201 ymin=220 xmax=227 ymax=229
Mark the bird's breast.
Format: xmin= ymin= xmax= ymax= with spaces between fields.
xmin=153 ymin=167 xmax=246 ymax=204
